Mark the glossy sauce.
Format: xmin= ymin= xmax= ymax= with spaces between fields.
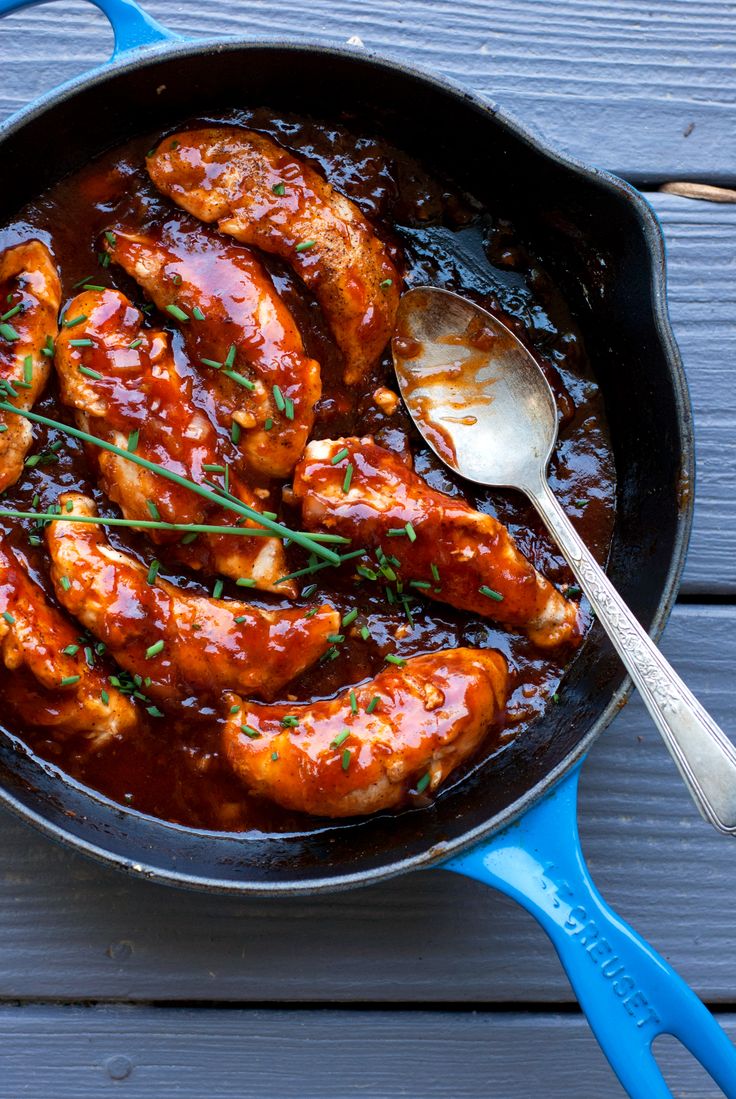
xmin=0 ymin=109 xmax=615 ymax=832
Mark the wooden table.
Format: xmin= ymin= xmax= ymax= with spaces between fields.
xmin=1 ymin=2 xmax=734 ymax=1095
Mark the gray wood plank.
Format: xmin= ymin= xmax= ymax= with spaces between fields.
xmin=1 ymin=1004 xmax=732 ymax=1098
xmin=0 ymin=0 xmax=734 ymax=179
xmin=644 ymin=193 xmax=736 ymax=594
xmin=0 ymin=604 xmax=734 ymax=1005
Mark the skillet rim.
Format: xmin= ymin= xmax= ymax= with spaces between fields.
xmin=0 ymin=36 xmax=696 ymax=894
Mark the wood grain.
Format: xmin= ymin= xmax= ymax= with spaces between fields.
xmin=0 ymin=605 xmax=733 ymax=1005
xmin=1 ymin=1004 xmax=731 ymax=1098
xmin=0 ymin=0 xmax=734 ymax=179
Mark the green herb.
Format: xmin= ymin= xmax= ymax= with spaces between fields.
xmin=1 ymin=304 xmax=22 ymax=321
xmin=331 ymin=729 xmax=350 ymax=749
xmin=0 ymin=323 xmax=20 ymax=341
xmin=192 ymin=306 xmax=205 ymax=321
xmin=236 ymin=577 xmax=256 ymax=588
xmin=63 ymin=314 xmax=87 ymax=328
xmin=203 ymin=463 xmax=225 ymax=474
xmin=341 ymin=747 xmax=351 ymax=771
xmin=271 ymin=751 xmax=279 ymax=761
xmin=360 ymin=626 xmax=371 ymax=641
xmin=479 ymin=585 xmax=504 ymax=602
xmin=166 ymin=304 xmax=189 ymax=322
xmin=348 ymin=689 xmax=358 ymax=715
xmin=146 ymin=560 xmax=160 ymax=585
xmin=41 ymin=336 xmax=54 ymax=358
xmin=341 ymin=608 xmax=358 ymax=628
xmin=241 ymin=724 xmax=261 ymax=739
xmin=147 ymin=705 xmax=165 ymax=718
xmin=272 ymin=384 xmax=286 ymax=412
xmin=380 ymin=278 xmax=393 ymax=289
xmin=331 ymin=447 xmax=349 ymax=465
xmin=409 ymin=580 xmax=431 ymax=589
xmin=574 ymin=499 xmax=588 ymax=508
xmin=430 ymin=563 xmax=440 ymax=584
xmin=387 ymin=527 xmax=407 ymax=537
xmin=59 ymin=576 xmax=71 ymax=592
xmin=342 ymin=463 xmax=354 ymax=493
xmin=127 ymin=429 xmax=139 ymax=453
xmin=70 ymin=339 xmax=93 ymax=348
xmin=145 ymin=639 xmax=165 ymax=659
xmin=83 ymin=283 xmax=105 ymax=292
xmin=552 ymin=692 xmax=560 ymax=703
xmin=223 ymin=368 xmax=255 ymax=389
xmin=385 ymin=653 xmax=406 ymax=667
xmin=356 ymin=565 xmax=378 ymax=582
xmin=233 ymin=615 xmax=247 ymax=624
xmin=128 ymin=338 xmax=143 ymax=349
xmin=2 ymin=611 xmax=15 ymax=625
xmin=212 ymin=579 xmax=224 ymax=599
xmin=295 ymin=239 xmax=316 ymax=253
xmin=224 ymin=344 xmax=236 ymax=369
xmin=78 ymin=365 xmax=103 ymax=381
xmin=200 ymin=357 xmax=222 ymax=369
xmin=104 ymin=231 xmax=116 ymax=246
xmin=180 ymin=532 xmax=198 ymax=544
xmin=416 ymin=771 xmax=431 ymax=794
xmin=327 ymin=633 xmax=345 ymax=644
xmin=146 ymin=499 xmax=160 ymax=520
xmin=405 ymin=522 xmax=416 ymax=542
xmin=98 ymin=252 xmax=111 ymax=268
xmin=101 ymin=689 xmax=110 ymax=706
xmin=264 ymin=417 xmax=273 ymax=431
xmin=366 ymin=695 xmax=380 ymax=714
xmin=22 ymin=355 xmax=33 ymax=383
xmin=60 ymin=674 xmax=81 ymax=687
xmin=281 ymin=715 xmax=299 ymax=728
xmin=302 ymin=583 xmax=318 ymax=599
xmin=272 ymin=182 xmax=286 ymax=196
xmin=284 ymin=396 xmax=295 ymax=421
xmin=230 ymin=420 xmax=242 ymax=444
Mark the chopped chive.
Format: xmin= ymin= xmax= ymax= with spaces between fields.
xmin=233 ymin=614 xmax=247 ymax=624
xmin=101 ymin=689 xmax=110 ymax=705
xmin=574 ymin=499 xmax=588 ymax=508
xmin=180 ymin=532 xmax=198 ymax=544
xmin=69 ymin=338 xmax=93 ymax=347
xmin=385 ymin=653 xmax=406 ymax=667
xmin=63 ymin=314 xmax=87 ymax=328
xmin=212 ymin=579 xmax=224 ymax=599
xmin=405 ymin=522 xmax=416 ymax=542
xmin=284 ymin=396 xmax=295 ymax=421
xmin=331 ymin=728 xmax=350 ymax=749
xmin=229 ymin=705 xmax=241 ymax=716
xmin=331 ymin=447 xmax=349 ymax=465
xmin=203 ymin=463 xmax=225 ymax=474
xmin=0 ymin=323 xmax=20 ymax=341
xmin=366 ymin=695 xmax=380 ymax=714
xmin=22 ymin=355 xmax=33 ymax=383
xmin=416 ymin=771 xmax=431 ymax=794
xmin=146 ymin=559 xmax=160 ymax=585
xmin=98 ymin=252 xmax=111 ymax=267
xmin=78 ymin=365 xmax=103 ymax=380
xmin=341 ymin=747 xmax=351 ymax=771
xmin=387 ymin=527 xmax=407 ymax=537
xmin=222 ymin=368 xmax=256 ymax=389
xmin=409 ymin=580 xmax=431 ymax=589
xmin=264 ymin=417 xmax=273 ymax=431
xmin=272 ymin=182 xmax=286 ymax=196
xmin=84 ymin=645 xmax=94 ymax=668
xmin=360 ymin=626 xmax=371 ymax=641
xmin=60 ymin=674 xmax=81 ymax=687
xmin=302 ymin=583 xmax=318 ymax=599
xmin=200 ymin=357 xmax=222 ymax=369
xmin=295 ymin=239 xmax=316 ymax=253
xmin=479 ymin=585 xmax=504 ymax=602
xmin=342 ymin=463 xmax=354 ymax=493
xmin=41 ymin=336 xmax=54 ymax=357
xmin=0 ymin=425 xmax=6 ymax=433
xmin=1 ymin=303 xmax=22 ymax=321
xmin=59 ymin=576 xmax=71 ymax=591
xmin=241 ymin=724 xmax=261 ymax=739
xmin=230 ymin=420 xmax=241 ymax=444
xmin=272 ymin=384 xmax=286 ymax=412
xmin=147 ymin=705 xmax=165 ymax=718
xmin=145 ymin=639 xmax=165 ymax=659
xmin=236 ymin=577 xmax=256 ymax=587
xmin=341 ymin=608 xmax=358 ymax=628
xmin=192 ymin=306 xmax=205 ymax=321
xmin=2 ymin=611 xmax=15 ymax=625
xmin=146 ymin=499 xmax=160 ymax=520
xmin=356 ymin=565 xmax=378 ymax=581
xmin=271 ymin=751 xmax=279 ymax=761
xmin=224 ymin=344 xmax=236 ymax=369
xmin=349 ymin=690 xmax=358 ymax=715
xmin=166 ymin=304 xmax=189 ymax=322
xmin=304 ymin=608 xmax=318 ymax=618
xmin=83 ymin=283 xmax=105 ymax=292
xmin=128 ymin=338 xmax=143 ymax=349
xmin=327 ymin=633 xmax=345 ymax=644
xmin=385 ymin=585 xmax=395 ymax=605
xmin=380 ymin=278 xmax=394 ymax=289
xmin=281 ymin=715 xmax=299 ymax=728
xmin=430 ymin=563 xmax=440 ymax=584
xmin=104 ymin=231 xmax=116 ymax=246
xmin=127 ymin=429 xmax=139 ymax=453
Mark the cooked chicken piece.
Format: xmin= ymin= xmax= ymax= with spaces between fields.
xmin=0 ymin=538 xmax=138 ymax=747
xmin=105 ymin=219 xmax=320 ymax=479
xmin=293 ymin=437 xmax=581 ymax=649
xmin=55 ymin=289 xmax=295 ymax=595
xmin=0 ymin=241 xmax=61 ymax=490
xmin=46 ymin=493 xmax=340 ymax=703
xmin=223 ymin=647 xmax=508 ymax=817
xmin=147 ymin=127 xmax=400 ymax=384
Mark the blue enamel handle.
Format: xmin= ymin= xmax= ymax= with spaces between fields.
xmin=444 ymin=765 xmax=736 ymax=1098
xmin=0 ymin=0 xmax=178 ymax=57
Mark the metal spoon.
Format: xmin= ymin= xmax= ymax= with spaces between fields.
xmin=392 ymin=285 xmax=736 ymax=836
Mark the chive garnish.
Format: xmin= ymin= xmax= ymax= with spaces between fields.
xmin=78 ymin=365 xmax=103 ymax=381
xmin=146 ymin=499 xmax=160 ymax=520
xmin=281 ymin=715 xmax=299 ymax=728
xmin=405 ymin=522 xmax=417 ymax=542
xmin=180 ymin=532 xmax=198 ymax=544
xmin=224 ymin=344 xmax=236 ymax=369
xmin=200 ymin=357 xmax=222 ymax=369
xmin=41 ymin=336 xmax=54 ymax=357
xmin=356 ymin=565 xmax=377 ymax=581
xmin=387 ymin=527 xmax=407 ymax=537
xmin=295 ymin=240 xmax=316 ymax=253
xmin=231 ymin=420 xmax=241 ymax=444
xmin=236 ymin=577 xmax=256 ymax=587
xmin=331 ymin=447 xmax=349 ymax=465
xmin=342 ymin=608 xmax=358 ymax=627
xmin=203 ymin=463 xmax=225 ymax=474
xmin=341 ymin=747 xmax=351 ymax=771
xmin=212 ymin=579 xmax=224 ymax=599
xmin=416 ymin=771 xmax=431 ymax=794
xmin=101 ymin=689 xmax=109 ymax=705
xmin=0 ymin=401 xmax=340 ymax=563
xmin=271 ymin=751 xmax=279 ymax=761
xmin=479 ymin=585 xmax=504 ymax=602
xmin=567 ymin=585 xmax=582 ymax=598
xmin=69 ymin=339 xmax=93 ymax=348
xmin=331 ymin=729 xmax=350 ymax=749
xmin=342 ymin=463 xmax=354 ymax=493
xmin=233 ymin=615 xmax=247 ymax=624
xmin=272 ymin=183 xmax=285 ymax=196
xmin=22 ymin=355 xmax=33 ymax=383
xmin=327 ymin=633 xmax=345 ymax=644
xmin=366 ymin=695 xmax=379 ymax=714
xmin=264 ymin=418 xmax=273 ymax=431
xmin=430 ymin=563 xmax=440 ymax=584
xmin=1 ymin=304 xmax=22 ymax=321
xmin=145 ymin=639 xmax=165 ymax=659
xmin=128 ymin=338 xmax=143 ymax=349
xmin=192 ymin=306 xmax=205 ymax=321
xmin=1 ymin=508 xmax=298 ymax=542
xmin=59 ymin=576 xmax=71 ymax=591
xmin=147 ymin=705 xmax=165 ymax=718
xmin=60 ymin=674 xmax=81 ymax=687
xmin=385 ymin=653 xmax=406 ymax=667
xmin=360 ymin=626 xmax=371 ymax=641
xmin=0 ymin=323 xmax=20 ymax=341
xmin=127 ymin=429 xmax=139 ymax=452
xmin=63 ymin=314 xmax=87 ymax=328
xmin=104 ymin=231 xmax=116 ymax=246
xmin=166 ymin=304 xmax=189 ymax=322
xmin=146 ymin=560 xmax=160 ymax=585
xmin=222 ymin=368 xmax=256 ymax=390
xmin=2 ymin=611 xmax=15 ymax=625
xmin=380 ymin=278 xmax=393 ymax=289
xmin=83 ymin=283 xmax=105 ymax=292
xmin=241 ymin=724 xmax=261 ymax=739
xmin=272 ymin=384 xmax=286 ymax=412
xmin=302 ymin=583 xmax=318 ymax=598
xmin=410 ymin=580 xmax=431 ymax=589
xmin=349 ymin=690 xmax=358 ymax=715
xmin=284 ymin=396 xmax=295 ymax=421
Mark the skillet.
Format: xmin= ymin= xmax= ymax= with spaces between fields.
xmin=0 ymin=1 xmax=734 ymax=1093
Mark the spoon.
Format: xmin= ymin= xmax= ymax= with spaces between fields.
xmin=392 ymin=285 xmax=736 ymax=836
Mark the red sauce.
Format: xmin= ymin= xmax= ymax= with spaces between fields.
xmin=0 ymin=109 xmax=615 ymax=832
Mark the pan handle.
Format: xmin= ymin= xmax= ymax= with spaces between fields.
xmin=443 ymin=764 xmax=736 ymax=1098
xmin=0 ymin=0 xmax=179 ymax=58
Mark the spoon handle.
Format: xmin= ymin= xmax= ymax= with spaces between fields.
xmin=528 ymin=476 xmax=736 ymax=835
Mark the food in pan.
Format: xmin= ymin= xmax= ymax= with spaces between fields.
xmin=0 ymin=111 xmax=614 ymax=830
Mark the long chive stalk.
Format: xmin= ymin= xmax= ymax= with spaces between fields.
xmin=0 ymin=509 xmax=350 ymax=542
xmin=0 ymin=400 xmax=340 ymax=564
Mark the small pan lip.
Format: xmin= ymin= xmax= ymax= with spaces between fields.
xmin=0 ymin=36 xmax=695 ymax=894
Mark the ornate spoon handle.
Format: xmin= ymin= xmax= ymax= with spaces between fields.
xmin=528 ymin=475 xmax=736 ymax=835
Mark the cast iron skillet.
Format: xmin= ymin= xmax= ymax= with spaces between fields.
xmin=0 ymin=1 xmax=734 ymax=1094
